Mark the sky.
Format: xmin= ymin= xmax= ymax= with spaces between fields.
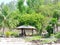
xmin=0 ymin=0 xmax=27 ymax=6
xmin=0 ymin=0 xmax=17 ymax=4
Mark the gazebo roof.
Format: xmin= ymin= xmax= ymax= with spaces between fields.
xmin=16 ymin=25 xmax=36 ymax=30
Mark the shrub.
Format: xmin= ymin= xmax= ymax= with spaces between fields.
xmin=11 ymin=32 xmax=19 ymax=37
xmin=55 ymin=32 xmax=60 ymax=38
xmin=46 ymin=25 xmax=53 ymax=37
xmin=5 ymin=31 xmax=11 ymax=37
xmin=41 ymin=38 xmax=57 ymax=44
xmin=0 ymin=32 xmax=3 ymax=37
xmin=25 ymin=36 xmax=41 ymax=41
xmin=5 ymin=31 xmax=19 ymax=37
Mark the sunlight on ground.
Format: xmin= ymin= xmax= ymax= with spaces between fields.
xmin=0 ymin=38 xmax=59 ymax=45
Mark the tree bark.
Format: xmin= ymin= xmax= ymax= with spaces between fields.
xmin=2 ymin=26 xmax=5 ymax=37
xmin=56 ymin=24 xmax=58 ymax=32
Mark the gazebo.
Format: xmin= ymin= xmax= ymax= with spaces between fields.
xmin=16 ymin=25 xmax=36 ymax=36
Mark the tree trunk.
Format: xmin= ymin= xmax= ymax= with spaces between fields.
xmin=56 ymin=24 xmax=58 ymax=32
xmin=2 ymin=26 xmax=5 ymax=37
xmin=39 ymin=29 xmax=42 ymax=35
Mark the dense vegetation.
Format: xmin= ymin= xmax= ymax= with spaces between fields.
xmin=0 ymin=0 xmax=60 ymax=37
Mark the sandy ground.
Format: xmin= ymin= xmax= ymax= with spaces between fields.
xmin=0 ymin=38 xmax=32 ymax=45
xmin=0 ymin=38 xmax=60 ymax=45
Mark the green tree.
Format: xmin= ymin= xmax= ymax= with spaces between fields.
xmin=27 ymin=0 xmax=44 ymax=13
xmin=18 ymin=13 xmax=48 ymax=34
xmin=46 ymin=18 xmax=57 ymax=37
xmin=0 ymin=3 xmax=19 ymax=36
xmin=17 ymin=0 xmax=28 ymax=14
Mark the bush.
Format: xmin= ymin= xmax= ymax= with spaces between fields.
xmin=41 ymin=38 xmax=57 ymax=44
xmin=0 ymin=32 xmax=3 ymax=37
xmin=5 ymin=31 xmax=19 ymax=37
xmin=11 ymin=32 xmax=19 ymax=37
xmin=5 ymin=31 xmax=11 ymax=37
xmin=55 ymin=32 xmax=60 ymax=38
xmin=46 ymin=25 xmax=53 ymax=37
xmin=25 ymin=36 xmax=42 ymax=41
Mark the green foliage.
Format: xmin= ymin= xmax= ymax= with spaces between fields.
xmin=17 ymin=0 xmax=28 ymax=13
xmin=4 ymin=31 xmax=19 ymax=37
xmin=27 ymin=0 xmax=44 ymax=13
xmin=46 ymin=18 xmax=57 ymax=37
xmin=11 ymin=31 xmax=19 ymax=37
xmin=50 ymin=18 xmax=57 ymax=25
xmin=39 ymin=5 xmax=54 ymax=17
xmin=55 ymin=32 xmax=60 ymax=38
xmin=25 ymin=36 xmax=41 ymax=41
xmin=40 ymin=38 xmax=57 ymax=44
xmin=0 ymin=0 xmax=60 ymax=37
xmin=17 ymin=0 xmax=24 ymax=12
xmin=0 ymin=4 xmax=20 ymax=28
xmin=0 ymin=32 xmax=3 ymax=36
xmin=5 ymin=31 xmax=11 ymax=37
xmin=7 ymin=10 xmax=20 ymax=28
xmin=46 ymin=17 xmax=57 ymax=37
xmin=53 ymin=10 xmax=60 ymax=20
xmin=46 ymin=25 xmax=53 ymax=37
xmin=18 ymin=13 xmax=47 ymax=32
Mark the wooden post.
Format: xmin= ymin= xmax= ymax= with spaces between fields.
xmin=24 ymin=29 xmax=26 ymax=36
xmin=32 ymin=29 xmax=33 ymax=36
xmin=21 ymin=28 xmax=23 ymax=36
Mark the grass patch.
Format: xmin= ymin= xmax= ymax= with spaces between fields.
xmin=25 ymin=36 xmax=57 ymax=44
xmin=25 ymin=36 xmax=41 ymax=41
xmin=40 ymin=38 xmax=57 ymax=43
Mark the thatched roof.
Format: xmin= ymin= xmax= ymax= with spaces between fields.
xmin=16 ymin=25 xmax=36 ymax=30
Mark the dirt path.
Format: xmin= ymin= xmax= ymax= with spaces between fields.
xmin=0 ymin=38 xmax=60 ymax=45
xmin=0 ymin=38 xmax=31 ymax=45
